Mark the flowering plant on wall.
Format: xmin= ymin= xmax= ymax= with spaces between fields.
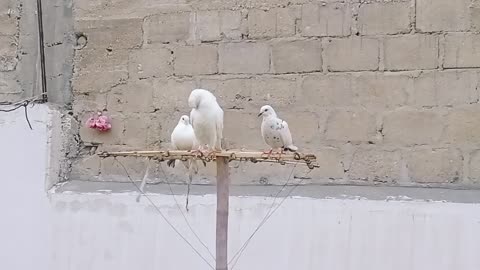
xmin=86 ymin=111 xmax=112 ymax=132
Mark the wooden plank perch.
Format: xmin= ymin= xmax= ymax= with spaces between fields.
xmin=98 ymin=149 xmax=319 ymax=169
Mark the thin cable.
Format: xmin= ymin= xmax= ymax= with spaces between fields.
xmin=229 ymin=168 xmax=314 ymax=269
xmin=114 ymin=157 xmax=215 ymax=269
xmin=35 ymin=0 xmax=48 ymax=102
xmin=158 ymin=163 xmax=216 ymax=260
xmin=228 ymin=163 xmax=297 ymax=265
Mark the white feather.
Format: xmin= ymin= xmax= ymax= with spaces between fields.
xmin=188 ymin=89 xmax=224 ymax=151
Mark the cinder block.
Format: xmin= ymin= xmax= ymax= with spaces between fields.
xmin=220 ymin=10 xmax=243 ymax=39
xmin=301 ymin=3 xmax=351 ymax=37
xmin=300 ymin=73 xmax=353 ymax=108
xmin=348 ymin=148 xmax=401 ymax=183
xmin=272 ymin=40 xmax=321 ymax=73
xmin=352 ymin=72 xmax=410 ymax=110
xmin=75 ymin=49 xmax=128 ymax=73
xmin=472 ymin=2 xmax=480 ymax=31
xmin=128 ymin=46 xmax=173 ymax=79
xmin=223 ymin=111 xmax=263 ymax=149
xmin=99 ymin=156 xmax=149 ymax=182
xmin=324 ymin=37 xmax=379 ymax=71
xmin=196 ymin=10 xmax=221 ymax=41
xmin=123 ymin=113 xmax=161 ymax=147
xmin=444 ymin=33 xmax=480 ymax=68
xmin=72 ymin=92 xmax=107 ymax=116
xmin=174 ymin=45 xmax=218 ymax=75
xmin=325 ymin=109 xmax=377 ymax=142
xmin=107 ymin=80 xmax=155 ymax=113
xmin=248 ymin=7 xmax=296 ymax=38
xmin=75 ymin=18 xmax=143 ymax=49
xmin=469 ymin=150 xmax=480 ymax=182
xmin=153 ymin=78 xmax=196 ymax=110
xmin=199 ymin=75 xmax=298 ymax=110
xmin=0 ymin=35 xmax=17 ymax=71
xmin=406 ymin=148 xmax=462 ymax=183
xmin=0 ymin=14 xmax=17 ymax=36
xmin=358 ymin=2 xmax=411 ymax=35
xmin=144 ymin=13 xmax=191 ymax=44
xmin=219 ymin=42 xmax=270 ymax=74
xmin=70 ymin=155 xmax=101 ymax=181
xmin=382 ymin=109 xmax=444 ymax=145
xmin=411 ymin=70 xmax=479 ymax=107
xmin=72 ymin=70 xmax=128 ymax=94
xmin=445 ymin=105 xmax=480 ymax=144
xmin=308 ymin=147 xmax=344 ymax=180
xmin=416 ymin=0 xmax=470 ymax=32
xmin=383 ymin=34 xmax=438 ymax=71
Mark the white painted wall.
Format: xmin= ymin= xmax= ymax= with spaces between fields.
xmin=2 ymin=105 xmax=480 ymax=270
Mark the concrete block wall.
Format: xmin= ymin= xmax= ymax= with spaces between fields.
xmin=0 ymin=0 xmax=26 ymax=101
xmin=70 ymin=0 xmax=480 ymax=187
xmin=0 ymin=0 xmax=52 ymax=102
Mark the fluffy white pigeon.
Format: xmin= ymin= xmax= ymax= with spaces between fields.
xmin=258 ymin=105 xmax=298 ymax=154
xmin=168 ymin=115 xmax=202 ymax=211
xmin=167 ymin=115 xmax=199 ymax=175
xmin=188 ymin=89 xmax=224 ymax=152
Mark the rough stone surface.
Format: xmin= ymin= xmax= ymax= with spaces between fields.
xmin=300 ymin=3 xmax=351 ymax=37
xmin=324 ymin=109 xmax=377 ymax=143
xmin=271 ymin=40 xmax=321 ymax=73
xmin=348 ymin=148 xmax=402 ymax=183
xmin=411 ymin=70 xmax=479 ymax=107
xmin=143 ymin=13 xmax=192 ymax=44
xmin=174 ymin=45 xmax=218 ymax=75
xmin=406 ymin=148 xmax=463 ymax=183
xmin=444 ymin=33 xmax=480 ymax=69
xmin=324 ymin=37 xmax=379 ymax=71
xmin=248 ymin=8 xmax=296 ymax=38
xmin=357 ymin=2 xmax=411 ymax=35
xmin=416 ymin=0 xmax=470 ymax=32
xmin=383 ymin=35 xmax=438 ymax=71
xmin=383 ymin=109 xmax=444 ymax=146
xmin=219 ymin=42 xmax=270 ymax=74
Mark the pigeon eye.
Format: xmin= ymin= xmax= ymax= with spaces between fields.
xmin=264 ymin=109 xmax=268 ymax=112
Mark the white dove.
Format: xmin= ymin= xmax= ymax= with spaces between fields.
xmin=258 ymin=105 xmax=298 ymax=156
xmin=168 ymin=115 xmax=202 ymax=211
xmin=188 ymin=89 xmax=224 ymax=154
xmin=168 ymin=115 xmax=199 ymax=175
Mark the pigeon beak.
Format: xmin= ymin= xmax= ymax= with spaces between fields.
xmin=257 ymin=112 xmax=263 ymax=117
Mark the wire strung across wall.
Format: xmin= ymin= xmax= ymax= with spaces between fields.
xmin=0 ymin=93 xmax=47 ymax=130
xmin=113 ymin=154 xmax=313 ymax=270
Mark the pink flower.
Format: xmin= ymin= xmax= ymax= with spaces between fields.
xmin=95 ymin=115 xmax=112 ymax=131
xmin=85 ymin=112 xmax=112 ymax=132
xmin=86 ymin=116 xmax=97 ymax=128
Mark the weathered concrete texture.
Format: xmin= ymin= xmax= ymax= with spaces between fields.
xmin=68 ymin=0 xmax=480 ymax=187
xmin=0 ymin=0 xmax=36 ymax=102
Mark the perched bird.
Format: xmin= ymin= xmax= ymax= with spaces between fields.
xmin=168 ymin=115 xmax=202 ymax=211
xmin=188 ymin=89 xmax=224 ymax=153
xmin=258 ymin=105 xmax=298 ymax=155
xmin=168 ymin=115 xmax=199 ymax=175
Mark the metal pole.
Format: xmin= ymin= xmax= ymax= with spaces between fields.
xmin=36 ymin=0 xmax=48 ymax=102
xmin=216 ymin=156 xmax=230 ymax=270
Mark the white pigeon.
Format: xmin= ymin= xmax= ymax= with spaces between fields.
xmin=168 ymin=115 xmax=199 ymax=175
xmin=168 ymin=115 xmax=202 ymax=211
xmin=258 ymin=105 xmax=298 ymax=154
xmin=188 ymin=89 xmax=224 ymax=152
